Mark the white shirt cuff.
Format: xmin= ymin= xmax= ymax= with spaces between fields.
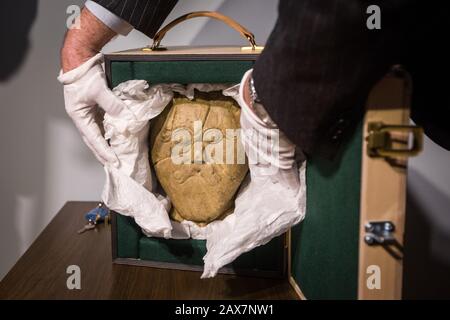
xmin=85 ymin=0 xmax=133 ymax=36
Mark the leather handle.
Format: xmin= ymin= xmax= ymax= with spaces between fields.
xmin=151 ymin=11 xmax=257 ymax=50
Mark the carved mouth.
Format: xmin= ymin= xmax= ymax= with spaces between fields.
xmin=173 ymin=164 xmax=221 ymax=185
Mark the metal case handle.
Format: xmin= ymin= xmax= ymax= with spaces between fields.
xmin=149 ymin=11 xmax=258 ymax=50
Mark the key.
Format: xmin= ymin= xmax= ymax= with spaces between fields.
xmin=77 ymin=222 xmax=96 ymax=234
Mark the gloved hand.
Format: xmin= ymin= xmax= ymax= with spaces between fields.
xmin=201 ymin=69 xmax=305 ymax=278
xmin=57 ymin=53 xmax=135 ymax=166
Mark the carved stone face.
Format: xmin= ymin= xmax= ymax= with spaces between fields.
xmin=150 ymin=92 xmax=248 ymax=225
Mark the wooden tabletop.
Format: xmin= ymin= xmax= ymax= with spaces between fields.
xmin=0 ymin=202 xmax=297 ymax=299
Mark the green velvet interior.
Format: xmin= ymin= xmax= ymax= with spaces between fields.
xmin=139 ymin=235 xmax=285 ymax=272
xmin=116 ymin=214 xmax=141 ymax=258
xmin=290 ymin=123 xmax=363 ymax=300
xmin=111 ymin=60 xmax=254 ymax=86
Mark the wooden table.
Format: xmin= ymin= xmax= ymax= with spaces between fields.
xmin=0 ymin=202 xmax=298 ymax=299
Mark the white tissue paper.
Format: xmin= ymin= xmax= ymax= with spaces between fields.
xmin=101 ymin=80 xmax=306 ymax=277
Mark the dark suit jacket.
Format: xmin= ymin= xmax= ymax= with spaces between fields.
xmin=93 ymin=0 xmax=450 ymax=158
xmin=92 ymin=0 xmax=178 ymax=38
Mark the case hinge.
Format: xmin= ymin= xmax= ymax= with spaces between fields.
xmin=364 ymin=221 xmax=403 ymax=260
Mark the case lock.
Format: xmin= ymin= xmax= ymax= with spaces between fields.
xmin=366 ymin=122 xmax=423 ymax=158
xmin=364 ymin=221 xmax=403 ymax=260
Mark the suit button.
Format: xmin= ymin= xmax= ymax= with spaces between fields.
xmin=337 ymin=119 xmax=346 ymax=129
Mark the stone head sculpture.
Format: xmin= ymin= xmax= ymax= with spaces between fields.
xmin=150 ymin=91 xmax=248 ymax=225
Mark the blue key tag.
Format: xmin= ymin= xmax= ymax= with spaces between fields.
xmin=84 ymin=203 xmax=110 ymax=225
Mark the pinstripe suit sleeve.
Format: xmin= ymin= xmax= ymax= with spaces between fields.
xmin=252 ymin=0 xmax=408 ymax=158
xmin=91 ymin=0 xmax=178 ymax=38
xmin=85 ymin=1 xmax=133 ymax=35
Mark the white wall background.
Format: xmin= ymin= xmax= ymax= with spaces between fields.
xmin=0 ymin=0 xmax=449 ymax=297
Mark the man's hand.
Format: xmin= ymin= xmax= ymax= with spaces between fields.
xmin=61 ymin=8 xmax=116 ymax=72
xmin=59 ymin=7 xmax=133 ymax=166
xmin=58 ymin=53 xmax=135 ymax=165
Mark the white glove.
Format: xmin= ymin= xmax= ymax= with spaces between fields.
xmin=201 ymin=69 xmax=306 ymax=278
xmin=57 ymin=53 xmax=135 ymax=166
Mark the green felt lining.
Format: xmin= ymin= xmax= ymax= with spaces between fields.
xmin=139 ymin=235 xmax=285 ymax=272
xmin=116 ymin=214 xmax=141 ymax=258
xmin=111 ymin=61 xmax=254 ymax=87
xmin=290 ymin=122 xmax=363 ymax=300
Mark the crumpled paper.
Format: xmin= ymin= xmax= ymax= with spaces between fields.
xmin=101 ymin=80 xmax=306 ymax=277
xmin=102 ymin=81 xmax=233 ymax=239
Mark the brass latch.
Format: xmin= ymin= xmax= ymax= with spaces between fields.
xmin=366 ymin=122 xmax=423 ymax=158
